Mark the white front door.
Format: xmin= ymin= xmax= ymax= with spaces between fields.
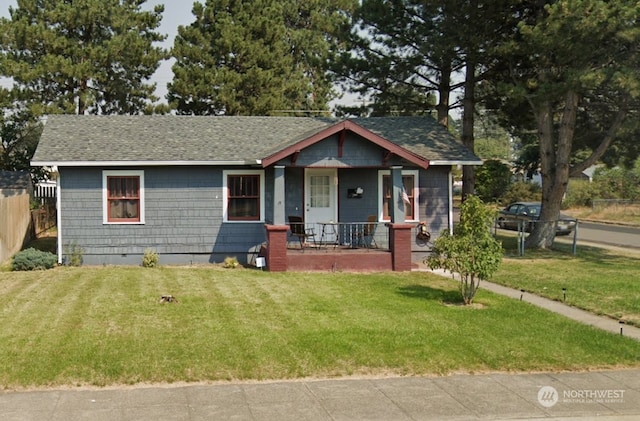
xmin=305 ymin=169 xmax=338 ymax=241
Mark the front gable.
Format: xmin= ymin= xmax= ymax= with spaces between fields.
xmin=260 ymin=120 xmax=430 ymax=169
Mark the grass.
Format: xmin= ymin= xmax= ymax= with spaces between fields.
xmin=494 ymin=235 xmax=640 ymax=326
xmin=0 ymin=266 xmax=639 ymax=389
xmin=564 ymin=204 xmax=640 ymax=225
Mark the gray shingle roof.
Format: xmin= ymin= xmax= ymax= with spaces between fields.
xmin=32 ymin=115 xmax=480 ymax=166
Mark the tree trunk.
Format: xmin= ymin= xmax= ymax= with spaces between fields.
xmin=526 ymin=91 xmax=579 ymax=248
xmin=436 ymin=60 xmax=452 ymax=127
xmin=461 ymin=59 xmax=476 ymax=200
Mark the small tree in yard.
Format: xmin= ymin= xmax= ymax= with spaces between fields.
xmin=426 ymin=196 xmax=502 ymax=305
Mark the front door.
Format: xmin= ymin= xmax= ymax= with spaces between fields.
xmin=305 ymin=169 xmax=338 ymax=242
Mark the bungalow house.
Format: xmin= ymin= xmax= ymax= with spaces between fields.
xmin=31 ymin=115 xmax=481 ymax=271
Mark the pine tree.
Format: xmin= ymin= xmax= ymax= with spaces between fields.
xmin=488 ymin=0 xmax=640 ymax=248
xmin=0 ymin=0 xmax=167 ymax=115
xmin=168 ymin=0 xmax=356 ymax=116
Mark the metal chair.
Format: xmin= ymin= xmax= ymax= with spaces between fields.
xmin=357 ymin=215 xmax=378 ymax=248
xmin=288 ymin=215 xmax=316 ymax=249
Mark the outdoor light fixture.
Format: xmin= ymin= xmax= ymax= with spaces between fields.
xmin=562 ymin=288 xmax=567 ymax=302
xmin=619 ymin=320 xmax=625 ymax=336
xmin=347 ymin=187 xmax=364 ymax=198
xmin=520 ymin=289 xmax=525 ymax=301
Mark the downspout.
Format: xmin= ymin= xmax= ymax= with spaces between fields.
xmin=56 ymin=172 xmax=62 ymax=264
xmin=448 ymin=170 xmax=454 ymax=234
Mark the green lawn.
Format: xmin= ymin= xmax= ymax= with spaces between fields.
xmin=0 ymin=266 xmax=638 ymax=389
xmin=494 ymin=237 xmax=640 ymax=326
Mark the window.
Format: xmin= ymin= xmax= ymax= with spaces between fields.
xmin=223 ymin=170 xmax=264 ymax=222
xmin=379 ymin=170 xmax=418 ymax=221
xmin=103 ymin=170 xmax=145 ymax=224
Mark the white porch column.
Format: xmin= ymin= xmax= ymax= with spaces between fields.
xmin=390 ymin=165 xmax=405 ymax=223
xmin=273 ymin=165 xmax=286 ymax=225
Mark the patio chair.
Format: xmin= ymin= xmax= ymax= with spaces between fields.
xmin=288 ymin=215 xmax=316 ymax=249
xmin=357 ymin=215 xmax=378 ymax=248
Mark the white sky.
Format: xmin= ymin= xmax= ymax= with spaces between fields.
xmin=0 ymin=0 xmax=357 ymax=109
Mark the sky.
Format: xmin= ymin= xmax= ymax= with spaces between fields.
xmin=0 ymin=0 xmax=356 ymax=108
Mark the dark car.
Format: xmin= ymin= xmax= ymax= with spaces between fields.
xmin=497 ymin=202 xmax=577 ymax=235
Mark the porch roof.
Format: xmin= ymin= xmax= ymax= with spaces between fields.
xmin=32 ymin=115 xmax=480 ymax=167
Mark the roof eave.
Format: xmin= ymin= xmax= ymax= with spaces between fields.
xmin=429 ymin=160 xmax=484 ymax=166
xmin=31 ymin=160 xmax=254 ymax=167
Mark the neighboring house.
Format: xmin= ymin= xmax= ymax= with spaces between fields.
xmin=0 ymin=170 xmax=32 ymax=263
xmin=571 ymin=164 xmax=601 ymax=182
xmin=31 ymin=115 xmax=481 ymax=269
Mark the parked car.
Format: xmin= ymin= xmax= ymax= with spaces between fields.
xmin=497 ymin=202 xmax=577 ymax=235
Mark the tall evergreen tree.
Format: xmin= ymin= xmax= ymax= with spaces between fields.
xmin=168 ymin=0 xmax=356 ymax=116
xmin=0 ymin=0 xmax=167 ymax=115
xmin=488 ymin=0 xmax=640 ymax=248
xmin=334 ymin=0 xmax=520 ymax=198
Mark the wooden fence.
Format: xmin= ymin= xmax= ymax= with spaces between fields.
xmin=0 ymin=190 xmax=32 ymax=264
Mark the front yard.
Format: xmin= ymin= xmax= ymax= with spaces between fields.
xmin=0 ymin=264 xmax=638 ymax=389
xmin=494 ymin=238 xmax=640 ymax=326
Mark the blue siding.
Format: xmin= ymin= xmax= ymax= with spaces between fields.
xmin=60 ymin=167 xmax=268 ymax=265
xmin=58 ymin=162 xmax=452 ymax=266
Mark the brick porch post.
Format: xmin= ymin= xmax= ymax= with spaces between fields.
xmin=264 ymin=224 xmax=289 ymax=272
xmin=389 ymin=223 xmax=413 ymax=271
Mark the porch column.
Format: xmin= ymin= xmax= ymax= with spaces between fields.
xmin=273 ymin=165 xmax=286 ymax=225
xmin=264 ymin=224 xmax=288 ymax=271
xmin=390 ymin=165 xmax=405 ymax=223
xmin=389 ymin=223 xmax=413 ymax=271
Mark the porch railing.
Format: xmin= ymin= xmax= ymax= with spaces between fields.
xmin=288 ymin=221 xmax=389 ymax=250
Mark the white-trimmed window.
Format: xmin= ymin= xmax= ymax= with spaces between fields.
xmin=103 ymin=170 xmax=145 ymax=224
xmin=223 ymin=169 xmax=265 ymax=222
xmin=378 ymin=170 xmax=419 ymax=222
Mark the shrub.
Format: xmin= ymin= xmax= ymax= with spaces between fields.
xmin=564 ymin=180 xmax=596 ymax=208
xmin=426 ymin=196 xmax=502 ymax=305
xmin=12 ymin=248 xmax=58 ymax=271
xmin=223 ymin=256 xmax=239 ymax=268
xmin=64 ymin=243 xmax=84 ymax=267
xmin=475 ymin=159 xmax=511 ymax=202
xmin=501 ymin=181 xmax=541 ymax=205
xmin=142 ymin=248 xmax=159 ymax=268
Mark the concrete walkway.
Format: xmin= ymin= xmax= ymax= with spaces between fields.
xmin=2 ymin=369 xmax=640 ymax=420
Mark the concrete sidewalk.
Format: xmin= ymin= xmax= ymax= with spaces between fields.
xmin=1 ymin=369 xmax=640 ymax=420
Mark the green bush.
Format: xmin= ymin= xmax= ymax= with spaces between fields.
xmin=564 ymin=180 xmax=596 ymax=208
xmin=223 ymin=256 xmax=239 ymax=268
xmin=12 ymin=248 xmax=58 ymax=271
xmin=475 ymin=160 xmax=511 ymax=202
xmin=593 ymin=167 xmax=640 ymax=201
xmin=142 ymin=248 xmax=159 ymax=268
xmin=500 ymin=181 xmax=541 ymax=205
xmin=426 ymin=196 xmax=502 ymax=305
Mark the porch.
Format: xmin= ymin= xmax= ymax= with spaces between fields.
xmin=263 ymin=221 xmax=415 ymax=272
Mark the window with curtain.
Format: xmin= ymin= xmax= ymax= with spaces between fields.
xmin=107 ymin=176 xmax=141 ymax=222
xmin=227 ymin=174 xmax=260 ymax=220
xmin=103 ymin=170 xmax=144 ymax=224
xmin=382 ymin=174 xmax=415 ymax=221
